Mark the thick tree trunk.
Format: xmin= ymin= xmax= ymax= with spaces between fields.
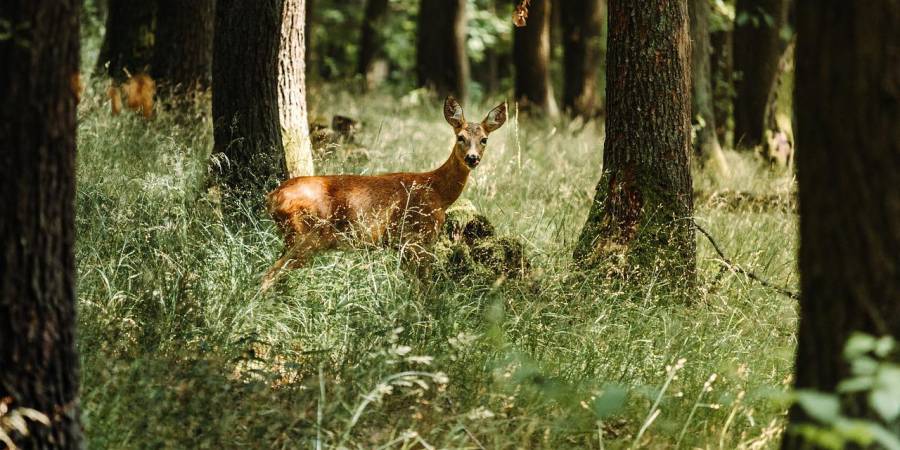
xmin=732 ymin=0 xmax=789 ymax=148
xmin=710 ymin=28 xmax=733 ymax=148
xmin=783 ymin=1 xmax=900 ymax=447
xmin=0 ymin=1 xmax=83 ymax=448
xmin=574 ymin=0 xmax=695 ymax=288
xmin=560 ymin=0 xmax=605 ymax=118
xmin=416 ymin=0 xmax=469 ymax=100
xmin=212 ymin=0 xmax=287 ymax=202
xmin=279 ymin=0 xmax=315 ymax=178
xmin=152 ymin=0 xmax=215 ymax=95
xmin=357 ymin=0 xmax=390 ymax=87
xmin=689 ymin=0 xmax=724 ymax=160
xmin=513 ymin=0 xmax=558 ymax=116
xmin=96 ymin=0 xmax=156 ymax=79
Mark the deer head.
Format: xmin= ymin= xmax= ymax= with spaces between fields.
xmin=443 ymin=96 xmax=507 ymax=170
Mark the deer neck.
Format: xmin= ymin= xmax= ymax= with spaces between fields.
xmin=428 ymin=149 xmax=470 ymax=209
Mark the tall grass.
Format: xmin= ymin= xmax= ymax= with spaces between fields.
xmin=76 ymin=82 xmax=798 ymax=449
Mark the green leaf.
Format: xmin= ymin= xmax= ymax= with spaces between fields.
xmin=796 ymin=391 xmax=841 ymax=424
xmin=837 ymin=376 xmax=873 ymax=393
xmin=844 ymin=333 xmax=876 ymax=360
xmin=592 ymin=386 xmax=627 ymax=419
xmin=867 ymin=423 xmax=900 ymax=450
xmin=851 ymin=356 xmax=879 ymax=376
xmin=874 ymin=336 xmax=896 ymax=358
xmin=870 ymin=366 xmax=900 ymax=421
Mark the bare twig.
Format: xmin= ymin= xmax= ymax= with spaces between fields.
xmin=694 ymin=221 xmax=799 ymax=300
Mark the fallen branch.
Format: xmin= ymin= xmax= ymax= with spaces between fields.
xmin=694 ymin=221 xmax=799 ymax=300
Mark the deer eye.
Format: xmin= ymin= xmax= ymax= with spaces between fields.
xmin=480 ymin=138 xmax=488 ymax=145
xmin=457 ymin=135 xmax=466 ymax=143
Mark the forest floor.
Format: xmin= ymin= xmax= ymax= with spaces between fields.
xmin=75 ymin=84 xmax=798 ymax=449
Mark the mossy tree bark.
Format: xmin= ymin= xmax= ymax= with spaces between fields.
xmin=560 ymin=0 xmax=605 ymax=119
xmin=357 ymin=0 xmax=389 ymax=86
xmin=783 ymin=1 xmax=900 ymax=447
xmin=279 ymin=0 xmax=315 ymax=178
xmin=0 ymin=0 xmax=83 ymax=448
xmin=152 ymin=0 xmax=215 ymax=96
xmin=416 ymin=0 xmax=468 ymax=100
xmin=689 ymin=0 xmax=725 ymax=163
xmin=513 ymin=0 xmax=558 ymax=117
xmin=96 ymin=0 xmax=156 ymax=79
xmin=212 ymin=0 xmax=287 ymax=203
xmin=732 ymin=0 xmax=789 ymax=148
xmin=574 ymin=0 xmax=695 ymax=288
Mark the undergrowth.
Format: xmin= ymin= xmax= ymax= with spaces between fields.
xmin=76 ymin=83 xmax=798 ymax=449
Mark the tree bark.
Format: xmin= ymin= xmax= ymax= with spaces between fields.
xmin=96 ymin=0 xmax=156 ymax=79
xmin=574 ymin=0 xmax=695 ymax=288
xmin=152 ymin=0 xmax=215 ymax=95
xmin=784 ymin=1 xmax=900 ymax=447
xmin=0 ymin=1 xmax=83 ymax=448
xmin=416 ymin=0 xmax=469 ymax=100
xmin=710 ymin=28 xmax=733 ymax=148
xmin=560 ymin=0 xmax=605 ymax=118
xmin=279 ymin=0 xmax=315 ymax=178
xmin=357 ymin=0 xmax=390 ymax=86
xmin=212 ymin=0 xmax=287 ymax=202
xmin=513 ymin=0 xmax=558 ymax=117
xmin=732 ymin=0 xmax=789 ymax=148
xmin=689 ymin=0 xmax=724 ymax=160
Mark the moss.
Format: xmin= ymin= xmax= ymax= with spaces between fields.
xmin=437 ymin=201 xmax=530 ymax=281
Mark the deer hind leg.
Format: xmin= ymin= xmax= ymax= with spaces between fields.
xmin=261 ymin=234 xmax=320 ymax=292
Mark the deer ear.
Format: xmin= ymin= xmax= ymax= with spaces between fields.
xmin=482 ymin=102 xmax=507 ymax=133
xmin=443 ymin=96 xmax=465 ymax=128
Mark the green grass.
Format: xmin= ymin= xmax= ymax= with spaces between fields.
xmin=76 ymin=83 xmax=798 ymax=449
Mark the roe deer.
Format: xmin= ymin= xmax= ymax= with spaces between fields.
xmin=261 ymin=97 xmax=508 ymax=290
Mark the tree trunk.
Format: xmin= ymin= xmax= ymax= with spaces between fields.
xmin=152 ymin=0 xmax=215 ymax=95
xmin=0 ymin=1 xmax=83 ymax=448
xmin=732 ymin=0 xmax=789 ymax=148
xmin=574 ymin=0 xmax=695 ymax=288
xmin=689 ymin=0 xmax=723 ymax=157
xmin=513 ymin=0 xmax=558 ymax=116
xmin=784 ymin=1 xmax=900 ymax=447
xmin=560 ymin=0 xmax=605 ymax=118
xmin=212 ymin=0 xmax=286 ymax=202
xmin=357 ymin=0 xmax=390 ymax=87
xmin=710 ymin=28 xmax=733 ymax=148
xmin=279 ymin=0 xmax=315 ymax=178
xmin=416 ymin=0 xmax=469 ymax=100
xmin=96 ymin=0 xmax=156 ymax=79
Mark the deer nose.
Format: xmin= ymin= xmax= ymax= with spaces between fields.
xmin=464 ymin=154 xmax=480 ymax=168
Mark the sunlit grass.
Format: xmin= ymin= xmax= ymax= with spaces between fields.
xmin=76 ymin=82 xmax=798 ymax=449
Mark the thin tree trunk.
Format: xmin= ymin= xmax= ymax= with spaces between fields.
xmin=732 ymin=0 xmax=789 ymax=148
xmin=783 ymin=1 xmax=900 ymax=447
xmin=513 ymin=0 xmax=558 ymax=116
xmin=574 ymin=0 xmax=695 ymax=288
xmin=96 ymin=0 xmax=156 ymax=79
xmin=416 ymin=0 xmax=469 ymax=100
xmin=152 ymin=0 xmax=215 ymax=95
xmin=710 ymin=28 xmax=733 ymax=148
xmin=212 ymin=0 xmax=286 ymax=203
xmin=0 ymin=1 xmax=83 ymax=448
xmin=279 ymin=0 xmax=315 ymax=178
xmin=560 ymin=0 xmax=605 ymax=118
xmin=357 ymin=0 xmax=390 ymax=87
xmin=689 ymin=0 xmax=728 ymax=175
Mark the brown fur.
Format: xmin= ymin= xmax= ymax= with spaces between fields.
xmin=261 ymin=97 xmax=507 ymax=290
xmin=110 ymin=73 xmax=155 ymax=118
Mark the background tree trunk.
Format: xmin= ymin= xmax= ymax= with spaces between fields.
xmin=96 ymin=0 xmax=156 ymax=79
xmin=152 ymin=0 xmax=215 ymax=95
xmin=279 ymin=0 xmax=315 ymax=178
xmin=416 ymin=0 xmax=469 ymax=100
xmin=0 ymin=0 xmax=83 ymax=448
xmin=357 ymin=0 xmax=390 ymax=87
xmin=574 ymin=0 xmax=695 ymax=288
xmin=212 ymin=0 xmax=286 ymax=202
xmin=560 ymin=0 xmax=605 ymax=118
xmin=784 ymin=1 xmax=900 ymax=446
xmin=710 ymin=28 xmax=733 ymax=148
xmin=689 ymin=0 xmax=723 ymax=158
xmin=513 ymin=0 xmax=558 ymax=116
xmin=732 ymin=0 xmax=789 ymax=148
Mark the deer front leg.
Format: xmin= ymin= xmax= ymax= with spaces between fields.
xmin=260 ymin=233 xmax=324 ymax=292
